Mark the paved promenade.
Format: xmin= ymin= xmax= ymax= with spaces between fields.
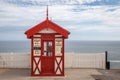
xmin=0 ymin=68 xmax=102 ymax=80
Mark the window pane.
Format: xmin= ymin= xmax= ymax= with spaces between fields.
xmin=44 ymin=42 xmax=47 ymax=51
xmin=48 ymin=42 xmax=52 ymax=56
xmin=44 ymin=42 xmax=47 ymax=56
xmin=44 ymin=52 xmax=47 ymax=56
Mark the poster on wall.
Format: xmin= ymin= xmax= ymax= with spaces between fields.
xmin=33 ymin=38 xmax=41 ymax=56
xmin=55 ymin=38 xmax=62 ymax=56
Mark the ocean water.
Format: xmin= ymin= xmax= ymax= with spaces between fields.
xmin=0 ymin=40 xmax=120 ymax=69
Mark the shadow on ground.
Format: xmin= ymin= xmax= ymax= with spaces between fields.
xmin=92 ymin=69 xmax=120 ymax=80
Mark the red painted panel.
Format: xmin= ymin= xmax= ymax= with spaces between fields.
xmin=41 ymin=57 xmax=54 ymax=74
xmin=41 ymin=36 xmax=55 ymax=75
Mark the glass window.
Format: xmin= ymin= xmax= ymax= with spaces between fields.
xmin=44 ymin=42 xmax=47 ymax=56
xmin=48 ymin=42 xmax=52 ymax=56
xmin=43 ymin=41 xmax=53 ymax=56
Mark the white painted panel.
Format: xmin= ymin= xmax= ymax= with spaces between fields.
xmin=60 ymin=61 xmax=62 ymax=71
xmin=38 ymin=60 xmax=41 ymax=72
xmin=35 ymin=57 xmax=39 ymax=63
xmin=56 ymin=69 xmax=61 ymax=74
xmin=65 ymin=53 xmax=106 ymax=69
xmin=33 ymin=35 xmax=41 ymax=37
xmin=33 ymin=61 xmax=36 ymax=71
xmin=35 ymin=69 xmax=39 ymax=74
xmin=56 ymin=57 xmax=61 ymax=62
xmin=39 ymin=28 xmax=57 ymax=33
xmin=0 ymin=53 xmax=30 ymax=68
xmin=65 ymin=53 xmax=73 ymax=68
xmin=55 ymin=61 xmax=57 ymax=71
xmin=0 ymin=53 xmax=106 ymax=69
xmin=55 ymin=35 xmax=62 ymax=37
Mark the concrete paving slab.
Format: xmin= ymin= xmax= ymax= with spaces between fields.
xmin=0 ymin=68 xmax=102 ymax=80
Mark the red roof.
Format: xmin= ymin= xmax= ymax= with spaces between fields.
xmin=25 ymin=19 xmax=70 ymax=39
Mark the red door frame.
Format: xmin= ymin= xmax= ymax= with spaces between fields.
xmin=41 ymin=34 xmax=55 ymax=76
xmin=41 ymin=40 xmax=54 ymax=75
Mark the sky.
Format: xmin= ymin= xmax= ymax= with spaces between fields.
xmin=0 ymin=0 xmax=120 ymax=41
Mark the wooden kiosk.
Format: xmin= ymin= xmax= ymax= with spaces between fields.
xmin=25 ymin=7 xmax=70 ymax=76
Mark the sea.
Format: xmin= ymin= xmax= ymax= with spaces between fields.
xmin=0 ymin=40 xmax=120 ymax=69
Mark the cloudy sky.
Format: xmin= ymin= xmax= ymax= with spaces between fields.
xmin=0 ymin=0 xmax=120 ymax=41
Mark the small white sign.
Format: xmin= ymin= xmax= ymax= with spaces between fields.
xmin=55 ymin=38 xmax=62 ymax=56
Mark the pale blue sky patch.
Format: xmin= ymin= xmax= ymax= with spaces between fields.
xmin=0 ymin=0 xmax=120 ymax=41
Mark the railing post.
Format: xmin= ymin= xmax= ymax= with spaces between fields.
xmin=105 ymin=51 xmax=110 ymax=70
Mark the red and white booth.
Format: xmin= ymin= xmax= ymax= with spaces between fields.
xmin=25 ymin=7 xmax=70 ymax=76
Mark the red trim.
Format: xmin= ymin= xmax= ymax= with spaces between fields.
xmin=33 ymin=57 xmax=41 ymax=74
xmin=25 ymin=19 xmax=70 ymax=39
xmin=62 ymin=38 xmax=65 ymax=76
xmin=55 ymin=57 xmax=62 ymax=73
xmin=31 ymin=37 xmax=33 ymax=76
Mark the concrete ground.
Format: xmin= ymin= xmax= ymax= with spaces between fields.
xmin=0 ymin=68 xmax=102 ymax=80
xmin=92 ymin=69 xmax=120 ymax=80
